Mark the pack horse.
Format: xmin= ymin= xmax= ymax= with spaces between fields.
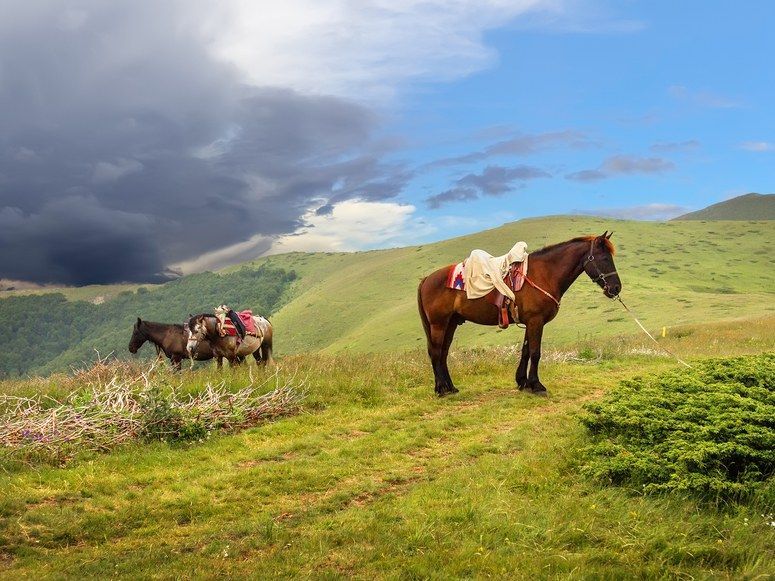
xmin=185 ymin=310 xmax=274 ymax=369
xmin=417 ymin=233 xmax=621 ymax=396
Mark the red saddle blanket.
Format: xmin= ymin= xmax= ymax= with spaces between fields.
xmin=218 ymin=310 xmax=257 ymax=337
xmin=238 ymin=310 xmax=257 ymax=335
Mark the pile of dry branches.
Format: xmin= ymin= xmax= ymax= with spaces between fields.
xmin=0 ymin=358 xmax=305 ymax=465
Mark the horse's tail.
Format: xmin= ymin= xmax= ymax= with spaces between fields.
xmin=417 ymin=277 xmax=431 ymax=344
xmin=260 ymin=323 xmax=274 ymax=365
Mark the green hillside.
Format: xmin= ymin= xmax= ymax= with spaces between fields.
xmin=1 ymin=215 xmax=772 ymax=375
xmin=674 ymin=192 xmax=775 ymax=220
xmin=0 ymin=282 xmax=154 ymax=303
xmin=249 ymin=216 xmax=774 ymax=355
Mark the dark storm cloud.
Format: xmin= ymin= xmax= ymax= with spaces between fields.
xmin=0 ymin=2 xmax=405 ymax=284
xmin=426 ymin=164 xmax=549 ymax=209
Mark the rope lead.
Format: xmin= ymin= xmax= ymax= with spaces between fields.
xmin=616 ymin=296 xmax=693 ymax=369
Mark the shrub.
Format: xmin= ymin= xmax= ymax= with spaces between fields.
xmin=581 ymin=354 xmax=774 ymax=502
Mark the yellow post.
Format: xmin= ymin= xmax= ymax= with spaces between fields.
xmin=661 ymin=326 xmax=666 ymax=338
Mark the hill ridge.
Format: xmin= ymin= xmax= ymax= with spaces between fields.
xmin=673 ymin=192 xmax=775 ymax=220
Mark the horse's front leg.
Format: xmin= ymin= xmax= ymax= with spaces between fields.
xmin=217 ymin=356 xmax=224 ymax=370
xmin=515 ymin=332 xmax=529 ymax=389
xmin=524 ymin=319 xmax=547 ymax=396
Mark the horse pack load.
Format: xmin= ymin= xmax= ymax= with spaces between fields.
xmin=214 ymin=305 xmax=260 ymax=339
xmin=445 ymin=242 xmax=529 ymax=329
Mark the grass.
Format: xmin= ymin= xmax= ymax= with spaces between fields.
xmin=674 ymin=193 xmax=775 ymax=221
xmin=245 ymin=216 xmax=775 ymax=355
xmin=1 ymin=317 xmax=773 ymax=578
xmin=0 ymin=283 xmax=153 ymax=303
xmin=4 ymin=215 xmax=773 ymax=362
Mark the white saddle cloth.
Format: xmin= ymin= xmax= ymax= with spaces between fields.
xmin=464 ymin=241 xmax=528 ymax=301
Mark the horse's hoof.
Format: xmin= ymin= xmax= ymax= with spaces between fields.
xmin=522 ymin=383 xmax=548 ymax=396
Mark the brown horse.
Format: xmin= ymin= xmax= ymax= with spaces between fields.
xmin=128 ymin=318 xmax=215 ymax=370
xmin=418 ymin=232 xmax=621 ymax=396
xmin=185 ymin=314 xmax=274 ymax=369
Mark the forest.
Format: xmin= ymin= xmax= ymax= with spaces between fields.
xmin=0 ymin=266 xmax=296 ymax=377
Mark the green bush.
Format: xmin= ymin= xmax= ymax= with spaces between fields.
xmin=581 ymin=354 xmax=775 ymax=502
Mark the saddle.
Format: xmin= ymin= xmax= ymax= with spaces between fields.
xmin=485 ymin=262 xmax=525 ymax=329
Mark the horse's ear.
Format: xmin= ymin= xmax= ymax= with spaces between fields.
xmin=600 ymin=230 xmax=609 ymax=239
xmin=606 ymin=231 xmax=613 ymax=239
xmin=136 ymin=317 xmax=142 ymax=325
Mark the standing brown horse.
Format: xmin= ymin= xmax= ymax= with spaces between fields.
xmin=418 ymin=233 xmax=621 ymax=396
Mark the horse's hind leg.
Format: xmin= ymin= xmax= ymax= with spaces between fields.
xmin=524 ymin=319 xmax=547 ymax=396
xmin=440 ymin=318 xmax=460 ymax=394
xmin=515 ymin=331 xmax=529 ymax=389
xmin=428 ymin=321 xmax=455 ymax=396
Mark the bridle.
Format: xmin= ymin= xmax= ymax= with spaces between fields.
xmin=185 ymin=317 xmax=207 ymax=352
xmin=583 ymin=239 xmax=619 ymax=297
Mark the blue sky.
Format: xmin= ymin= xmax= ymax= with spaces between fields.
xmin=386 ymin=0 xmax=773 ymax=242
xmin=1 ymin=1 xmax=773 ymax=283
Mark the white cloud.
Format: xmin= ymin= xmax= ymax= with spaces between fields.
xmin=268 ymin=199 xmax=434 ymax=254
xmin=575 ymin=203 xmax=688 ymax=220
xmin=174 ymin=199 xmax=435 ymax=272
xmin=173 ymin=233 xmax=274 ymax=274
xmin=668 ymin=85 xmax=741 ymax=109
xmin=739 ymin=141 xmax=773 ymax=152
xmin=194 ymin=0 xmax=560 ymax=100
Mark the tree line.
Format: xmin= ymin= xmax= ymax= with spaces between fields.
xmin=0 ymin=266 xmax=296 ymax=377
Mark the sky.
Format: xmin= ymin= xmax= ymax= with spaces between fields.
xmin=0 ymin=0 xmax=772 ymax=285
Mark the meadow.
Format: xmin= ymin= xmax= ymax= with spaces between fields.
xmin=1 ymin=215 xmax=773 ymax=377
xmin=0 ymin=214 xmax=773 ymax=578
xmin=1 ymin=316 xmax=773 ymax=579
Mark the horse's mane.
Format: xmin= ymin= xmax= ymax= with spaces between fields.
xmin=531 ymin=235 xmax=615 ymax=257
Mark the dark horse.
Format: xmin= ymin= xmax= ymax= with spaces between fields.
xmin=128 ymin=318 xmax=215 ymax=370
xmin=185 ymin=314 xmax=274 ymax=369
xmin=418 ymin=233 xmax=621 ymax=396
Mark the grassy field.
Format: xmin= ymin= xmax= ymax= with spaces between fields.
xmin=245 ymin=216 xmax=774 ymax=355
xmin=0 ymin=283 xmax=153 ymax=303
xmin=1 ymin=316 xmax=773 ymax=579
xmin=2 ymin=215 xmax=772 ymax=366
xmin=674 ymin=193 xmax=775 ymax=221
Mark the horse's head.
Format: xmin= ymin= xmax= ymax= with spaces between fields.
xmin=582 ymin=231 xmax=621 ymax=298
xmin=128 ymin=317 xmax=147 ymax=354
xmin=185 ymin=315 xmax=209 ymax=355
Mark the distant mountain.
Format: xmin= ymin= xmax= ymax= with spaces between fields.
xmin=673 ymin=193 xmax=775 ymax=220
